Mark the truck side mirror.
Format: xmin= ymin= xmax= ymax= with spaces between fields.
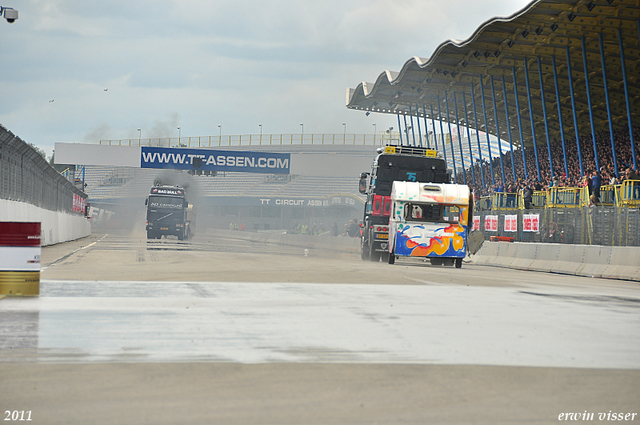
xmin=145 ymin=198 xmax=148 ymax=206
xmin=358 ymin=172 xmax=369 ymax=194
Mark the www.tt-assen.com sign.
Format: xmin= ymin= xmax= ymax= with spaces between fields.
xmin=140 ymin=147 xmax=290 ymax=174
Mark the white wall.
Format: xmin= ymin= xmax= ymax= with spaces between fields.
xmin=55 ymin=143 xmax=141 ymax=167
xmin=0 ymin=199 xmax=91 ymax=246
xmin=54 ymin=142 xmax=378 ymax=178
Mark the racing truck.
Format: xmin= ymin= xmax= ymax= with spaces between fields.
xmin=358 ymin=145 xmax=450 ymax=261
xmin=145 ymin=185 xmax=195 ymax=240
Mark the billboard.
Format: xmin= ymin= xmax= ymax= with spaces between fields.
xmin=140 ymin=147 xmax=290 ymax=174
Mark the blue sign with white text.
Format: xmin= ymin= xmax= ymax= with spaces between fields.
xmin=140 ymin=147 xmax=290 ymax=174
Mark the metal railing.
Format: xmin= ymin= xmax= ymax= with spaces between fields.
xmin=478 ymin=183 xmax=640 ymax=211
xmin=547 ymin=187 xmax=582 ymax=208
xmin=99 ymin=133 xmax=401 ymax=147
xmin=0 ymin=125 xmax=86 ymax=214
xmin=616 ymin=180 xmax=640 ymax=207
xmin=490 ymin=192 xmax=519 ymax=211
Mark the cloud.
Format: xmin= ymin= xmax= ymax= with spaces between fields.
xmin=83 ymin=124 xmax=113 ymax=143
xmin=147 ymin=114 xmax=181 ymax=139
xmin=0 ymin=0 xmax=532 ymax=155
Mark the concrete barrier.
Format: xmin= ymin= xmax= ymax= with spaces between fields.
xmin=510 ymin=243 xmax=538 ymax=270
xmin=472 ymin=241 xmax=640 ymax=282
xmin=0 ymin=200 xmax=90 ymax=246
xmin=603 ymin=247 xmax=640 ymax=281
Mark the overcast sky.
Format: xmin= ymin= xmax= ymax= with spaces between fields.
xmin=1 ymin=0 xmax=532 ymax=157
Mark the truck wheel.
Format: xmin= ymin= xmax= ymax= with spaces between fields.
xmin=178 ymin=233 xmax=184 ymax=241
xmin=455 ymin=258 xmax=462 ymax=269
xmin=361 ymin=242 xmax=370 ymax=261
xmin=388 ymin=251 xmax=395 ymax=265
xmin=369 ymin=243 xmax=380 ymax=262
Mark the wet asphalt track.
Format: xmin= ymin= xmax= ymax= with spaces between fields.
xmin=2 ymin=231 xmax=639 ymax=367
xmin=1 ymin=231 xmax=639 ymax=425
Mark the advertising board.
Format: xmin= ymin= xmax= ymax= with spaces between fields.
xmin=141 ymin=147 xmax=290 ymax=174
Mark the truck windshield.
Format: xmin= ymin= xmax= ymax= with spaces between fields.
xmin=148 ymin=196 xmax=183 ymax=210
xmin=404 ymin=203 xmax=460 ymax=223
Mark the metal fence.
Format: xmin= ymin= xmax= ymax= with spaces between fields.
xmin=474 ymin=207 xmax=640 ymax=246
xmin=99 ymin=132 xmax=401 ymax=147
xmin=478 ymin=183 xmax=640 ymax=211
xmin=0 ymin=125 xmax=87 ymax=214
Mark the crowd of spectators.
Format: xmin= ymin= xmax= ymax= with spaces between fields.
xmin=458 ymin=125 xmax=640 ymax=200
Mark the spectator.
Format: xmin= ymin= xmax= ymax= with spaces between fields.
xmin=348 ymin=219 xmax=359 ymax=237
xmin=523 ymin=184 xmax=533 ymax=209
xmin=592 ymin=170 xmax=602 ymax=202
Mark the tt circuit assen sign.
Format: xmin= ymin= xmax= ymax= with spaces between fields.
xmin=141 ymin=147 xmax=290 ymax=174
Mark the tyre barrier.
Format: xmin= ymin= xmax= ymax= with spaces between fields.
xmin=0 ymin=222 xmax=41 ymax=296
xmin=472 ymin=241 xmax=640 ymax=282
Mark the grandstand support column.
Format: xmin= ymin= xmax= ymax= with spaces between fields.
xmin=444 ymin=90 xmax=458 ymax=182
xmin=501 ymin=76 xmax=517 ymax=183
xmin=415 ymin=104 xmax=423 ymax=147
xmin=512 ymin=67 xmax=528 ymax=180
xmin=490 ymin=75 xmax=506 ymax=185
xmin=524 ymin=58 xmax=542 ymax=181
xmin=422 ymin=104 xmax=429 ymax=148
xmin=537 ymin=56 xmax=555 ymax=179
xmin=397 ymin=113 xmax=404 ymax=145
xmin=581 ymin=36 xmax=600 ymax=171
xmin=619 ymin=27 xmax=637 ymax=172
xmin=551 ymin=55 xmax=569 ymax=179
xmin=436 ymin=95 xmax=449 ymax=169
xmin=470 ymin=82 xmax=486 ymax=188
xmin=565 ymin=46 xmax=584 ymax=178
xmin=408 ymin=105 xmax=417 ymax=146
xmin=430 ymin=104 xmax=439 ymax=152
xmin=462 ymin=91 xmax=477 ymax=186
xmin=599 ymin=33 xmax=619 ymax=176
xmin=453 ymin=91 xmax=467 ymax=185
xmin=403 ymin=113 xmax=410 ymax=146
xmin=479 ymin=76 xmax=496 ymax=185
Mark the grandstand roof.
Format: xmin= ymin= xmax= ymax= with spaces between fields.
xmin=346 ymin=0 xmax=640 ymax=150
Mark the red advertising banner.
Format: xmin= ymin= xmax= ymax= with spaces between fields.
xmin=504 ymin=215 xmax=518 ymax=232
xmin=0 ymin=222 xmax=41 ymax=247
xmin=473 ymin=216 xmax=480 ymax=231
xmin=531 ymin=214 xmax=539 ymax=232
xmin=484 ymin=215 xmax=498 ymax=232
xmin=73 ymin=194 xmax=86 ymax=213
xmin=523 ymin=214 xmax=540 ymax=232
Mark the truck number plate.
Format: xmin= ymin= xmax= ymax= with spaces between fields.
xmin=376 ymin=233 xmax=388 ymax=239
xmin=160 ymin=227 xmax=169 ymax=230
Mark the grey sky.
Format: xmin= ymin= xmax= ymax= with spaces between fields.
xmin=1 ymin=0 xmax=531 ymax=157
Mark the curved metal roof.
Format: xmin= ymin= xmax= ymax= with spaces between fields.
xmin=346 ymin=0 xmax=640 ymax=153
